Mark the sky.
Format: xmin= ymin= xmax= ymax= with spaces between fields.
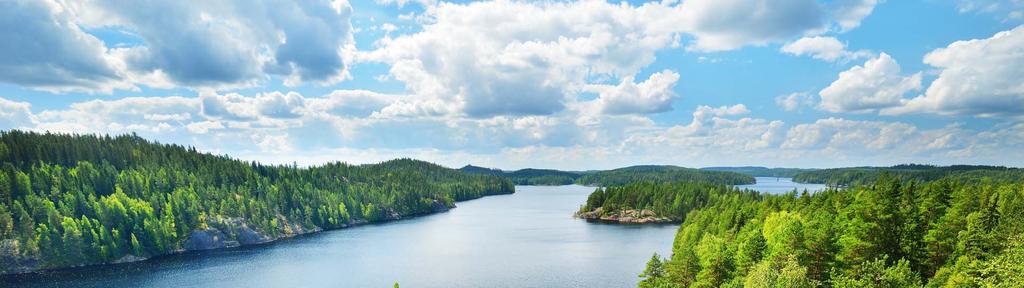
xmin=0 ymin=0 xmax=1022 ymax=170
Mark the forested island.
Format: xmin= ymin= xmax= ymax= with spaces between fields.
xmin=789 ymin=164 xmax=1024 ymax=187
xmin=0 ymin=131 xmax=513 ymax=274
xmin=461 ymin=164 xmax=755 ymax=186
xmin=576 ymin=182 xmax=751 ymax=224
xmin=582 ymin=173 xmax=1024 ymax=287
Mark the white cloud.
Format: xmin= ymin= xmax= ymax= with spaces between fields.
xmin=309 ymin=90 xmax=399 ymax=118
xmin=364 ymin=0 xmax=681 ymax=118
xmin=587 ymin=70 xmax=681 ymax=115
xmin=954 ymin=0 xmax=1024 ymax=22
xmin=0 ymin=0 xmax=130 ymax=93
xmin=780 ymin=36 xmax=872 ymax=62
xmin=677 ymin=0 xmax=827 ymax=51
xmin=186 ymin=121 xmax=225 ymax=134
xmin=884 ymin=25 xmax=1024 ymax=117
xmin=775 ymin=92 xmax=816 ymax=111
xmin=255 ymin=91 xmax=306 ymax=119
xmin=676 ymin=0 xmax=878 ymax=51
xmin=818 ymin=53 xmax=922 ymax=113
xmin=782 ymin=117 xmax=917 ymax=150
xmin=831 ymin=0 xmax=879 ymax=31
xmin=0 ymin=0 xmax=355 ymax=93
xmin=0 ymin=97 xmax=36 ymax=129
xmin=364 ymin=0 xmax=881 ymax=118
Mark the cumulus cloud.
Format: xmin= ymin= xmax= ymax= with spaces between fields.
xmin=818 ymin=53 xmax=922 ymax=113
xmin=782 ymin=117 xmax=916 ymax=150
xmin=780 ymin=36 xmax=872 ymax=62
xmin=884 ymin=25 xmax=1024 ymax=117
xmin=677 ymin=0 xmax=878 ymax=51
xmin=587 ymin=70 xmax=681 ymax=115
xmin=0 ymin=0 xmax=355 ymax=93
xmin=101 ymin=0 xmax=354 ymax=88
xmin=775 ymin=92 xmax=816 ymax=111
xmin=0 ymin=97 xmax=36 ymax=129
xmin=0 ymin=0 xmax=128 ymax=93
xmin=364 ymin=0 xmax=681 ymax=118
xmin=831 ymin=0 xmax=879 ymax=31
xmin=677 ymin=0 xmax=826 ymax=51
xmin=309 ymin=90 xmax=399 ymax=118
xmin=364 ymin=0 xmax=880 ymax=118
xmin=954 ymin=0 xmax=1024 ymax=21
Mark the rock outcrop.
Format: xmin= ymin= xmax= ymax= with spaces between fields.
xmin=576 ymin=208 xmax=675 ymax=224
xmin=3 ymin=198 xmax=462 ymax=275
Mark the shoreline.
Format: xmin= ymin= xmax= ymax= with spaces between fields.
xmin=575 ymin=208 xmax=678 ymax=224
xmin=0 ymin=191 xmax=511 ymax=276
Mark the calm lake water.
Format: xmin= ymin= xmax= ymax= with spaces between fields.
xmin=737 ymin=177 xmax=828 ymax=194
xmin=3 ymin=185 xmax=678 ymax=288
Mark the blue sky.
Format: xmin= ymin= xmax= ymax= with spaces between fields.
xmin=0 ymin=0 xmax=1022 ymax=170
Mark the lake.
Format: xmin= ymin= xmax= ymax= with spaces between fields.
xmin=736 ymin=177 xmax=828 ymax=194
xmin=2 ymin=185 xmax=678 ymax=288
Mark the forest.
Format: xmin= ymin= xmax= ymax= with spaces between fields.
xmin=576 ymin=165 xmax=755 ymax=186
xmin=616 ymin=174 xmax=1024 ymax=287
xmin=462 ymin=164 xmax=754 ymax=186
xmin=460 ymin=165 xmax=581 ymax=185
xmin=700 ymin=167 xmax=816 ymax=178
xmin=791 ymin=164 xmax=1024 ymax=187
xmin=0 ymin=131 xmax=513 ymax=274
xmin=579 ymin=182 xmax=753 ymax=222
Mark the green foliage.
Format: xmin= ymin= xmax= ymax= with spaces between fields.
xmin=622 ymin=174 xmax=1024 ymax=287
xmin=831 ymin=257 xmax=921 ymax=288
xmin=578 ymin=182 xmax=758 ymax=221
xmin=577 ymin=165 xmax=754 ymax=186
xmin=744 ymin=255 xmax=812 ymax=288
xmin=0 ymin=130 xmax=512 ymax=273
xmin=701 ymin=166 xmax=816 ymax=178
xmin=792 ymin=164 xmax=1024 ymax=186
xmin=639 ymin=253 xmax=676 ymax=288
xmin=462 ymin=164 xmax=753 ymax=186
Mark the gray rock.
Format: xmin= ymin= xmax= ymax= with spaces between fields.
xmin=183 ymin=228 xmax=230 ymax=251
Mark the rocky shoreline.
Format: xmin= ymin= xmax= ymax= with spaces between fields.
xmin=1 ymin=200 xmax=455 ymax=275
xmin=575 ymin=207 xmax=676 ymax=224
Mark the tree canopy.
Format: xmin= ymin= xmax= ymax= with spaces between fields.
xmin=628 ymin=174 xmax=1024 ymax=287
xmin=0 ymin=130 xmax=512 ymax=273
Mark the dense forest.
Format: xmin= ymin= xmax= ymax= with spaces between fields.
xmin=576 ymin=165 xmax=754 ymax=186
xmin=461 ymin=165 xmax=754 ymax=186
xmin=459 ymin=166 xmax=581 ymax=185
xmin=623 ymin=175 xmax=1023 ymax=287
xmin=0 ymin=131 xmax=513 ymax=274
xmin=578 ymin=182 xmax=753 ymax=222
xmin=701 ymin=167 xmax=816 ymax=178
xmin=791 ymin=164 xmax=1024 ymax=186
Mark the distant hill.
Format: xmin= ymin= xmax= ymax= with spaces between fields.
xmin=701 ymin=166 xmax=816 ymax=177
xmin=462 ymin=164 xmax=754 ymax=186
xmin=791 ymin=164 xmax=1024 ymax=186
xmin=460 ymin=166 xmax=580 ymax=185
xmin=459 ymin=165 xmax=506 ymax=176
xmin=576 ymin=165 xmax=754 ymax=186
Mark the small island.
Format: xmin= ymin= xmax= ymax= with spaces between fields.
xmin=575 ymin=207 xmax=674 ymax=224
xmin=574 ymin=182 xmax=753 ymax=224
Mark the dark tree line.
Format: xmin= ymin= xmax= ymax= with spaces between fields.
xmin=576 ymin=166 xmax=754 ymax=187
xmin=792 ymin=164 xmax=1024 ymax=187
xmin=462 ymin=165 xmax=754 ymax=186
xmin=0 ymin=130 xmax=512 ymax=273
xmin=579 ymin=182 xmax=756 ymax=221
xmin=700 ymin=167 xmax=816 ymax=178
xmin=622 ymin=174 xmax=1023 ymax=287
